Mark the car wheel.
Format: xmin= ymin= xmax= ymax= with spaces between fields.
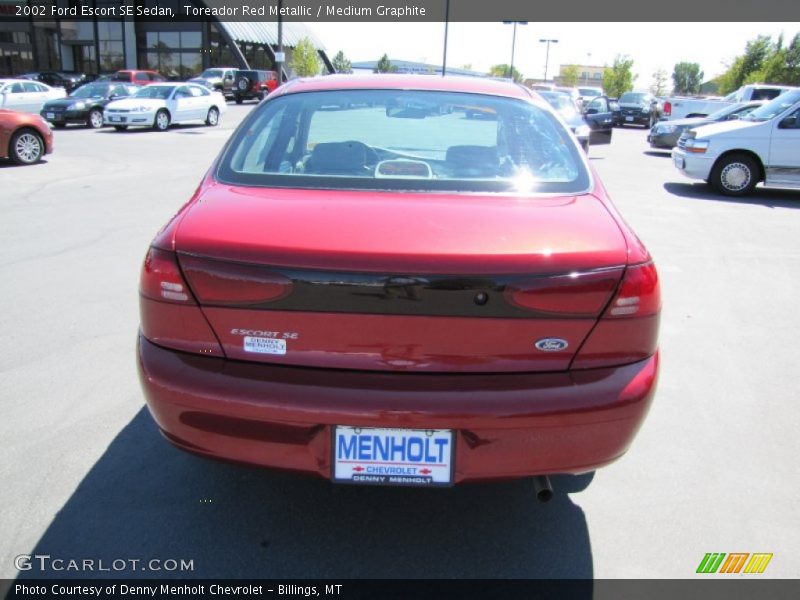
xmin=257 ymin=91 xmax=265 ymax=101
xmin=206 ymin=106 xmax=220 ymax=126
xmin=153 ymin=109 xmax=170 ymax=132
xmin=235 ymin=95 xmax=243 ymax=105
xmin=10 ymin=129 xmax=44 ymax=165
xmin=113 ymin=125 xmax=128 ymax=131
xmin=87 ymin=109 xmax=104 ymax=129
xmin=710 ymin=153 xmax=759 ymax=196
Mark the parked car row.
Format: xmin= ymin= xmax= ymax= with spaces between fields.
xmin=671 ymin=89 xmax=800 ymax=196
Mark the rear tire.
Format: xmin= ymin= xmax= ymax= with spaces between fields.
xmin=153 ymin=109 xmax=170 ymax=132
xmin=235 ymin=95 xmax=243 ymax=105
xmin=9 ymin=128 xmax=44 ymax=165
xmin=710 ymin=153 xmax=759 ymax=196
xmin=205 ymin=106 xmax=219 ymax=126
xmin=87 ymin=108 xmax=104 ymax=129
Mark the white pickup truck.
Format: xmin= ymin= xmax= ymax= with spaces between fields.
xmin=671 ymin=88 xmax=800 ymax=196
xmin=662 ymin=84 xmax=795 ymax=121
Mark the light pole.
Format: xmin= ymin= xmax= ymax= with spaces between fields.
xmin=442 ymin=0 xmax=450 ymax=76
xmin=539 ymin=38 xmax=558 ymax=82
xmin=585 ymin=52 xmax=592 ymax=85
xmin=502 ymin=21 xmax=527 ymax=81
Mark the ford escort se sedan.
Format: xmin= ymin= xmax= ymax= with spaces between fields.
xmin=137 ymin=75 xmax=660 ymax=494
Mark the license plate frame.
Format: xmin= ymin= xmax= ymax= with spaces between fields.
xmin=45 ymin=112 xmax=55 ymax=120
xmin=331 ymin=426 xmax=455 ymax=487
xmin=625 ymin=115 xmax=635 ymax=122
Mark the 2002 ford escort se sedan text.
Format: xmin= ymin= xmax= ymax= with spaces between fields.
xmin=137 ymin=75 xmax=660 ymax=491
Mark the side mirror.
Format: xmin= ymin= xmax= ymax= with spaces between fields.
xmin=779 ymin=115 xmax=797 ymax=129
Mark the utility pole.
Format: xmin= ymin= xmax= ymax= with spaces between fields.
xmin=275 ymin=0 xmax=284 ymax=85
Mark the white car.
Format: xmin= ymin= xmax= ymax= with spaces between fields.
xmin=104 ymin=82 xmax=227 ymax=131
xmin=0 ymin=79 xmax=66 ymax=113
xmin=671 ymin=89 xmax=800 ymax=196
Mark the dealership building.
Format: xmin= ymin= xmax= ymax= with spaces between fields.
xmin=0 ymin=0 xmax=332 ymax=79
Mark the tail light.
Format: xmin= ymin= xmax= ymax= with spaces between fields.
xmin=603 ymin=262 xmax=660 ymax=318
xmin=139 ymin=247 xmax=224 ymax=357
xmin=180 ymin=255 xmax=293 ymax=306
xmin=663 ymin=101 xmax=671 ymax=117
xmin=140 ymin=247 xmax=195 ymax=304
xmin=572 ymin=262 xmax=660 ymax=369
xmin=504 ymin=267 xmax=623 ymax=317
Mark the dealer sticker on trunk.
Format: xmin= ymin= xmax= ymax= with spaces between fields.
xmin=332 ymin=426 xmax=454 ymax=487
xmin=243 ymin=336 xmax=286 ymax=355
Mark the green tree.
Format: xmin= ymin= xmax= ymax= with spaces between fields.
xmin=602 ymin=55 xmax=636 ymax=98
xmin=331 ymin=50 xmax=352 ymax=74
xmin=560 ymin=65 xmax=580 ymax=87
xmin=488 ymin=64 xmax=523 ymax=83
xmin=290 ymin=37 xmax=321 ymax=77
xmin=650 ymin=68 xmax=669 ymax=96
xmin=672 ymin=62 xmax=704 ymax=95
xmin=374 ymin=54 xmax=396 ymax=73
xmin=717 ymin=34 xmax=773 ymax=93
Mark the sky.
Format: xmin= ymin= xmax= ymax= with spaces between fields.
xmin=310 ymin=22 xmax=800 ymax=89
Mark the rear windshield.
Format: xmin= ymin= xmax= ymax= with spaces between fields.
xmin=111 ymin=72 xmax=130 ymax=81
xmin=217 ymin=89 xmax=590 ymax=194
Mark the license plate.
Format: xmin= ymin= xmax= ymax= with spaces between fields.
xmin=674 ymin=155 xmax=685 ymax=169
xmin=625 ymin=116 xmax=634 ymax=122
xmin=46 ymin=112 xmax=55 ymax=120
xmin=109 ymin=116 xmax=122 ymax=122
xmin=332 ymin=426 xmax=454 ymax=487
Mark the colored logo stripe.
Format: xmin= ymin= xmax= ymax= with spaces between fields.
xmin=697 ymin=552 xmax=773 ymax=574
xmin=744 ymin=553 xmax=773 ymax=574
xmin=697 ymin=553 xmax=726 ymax=573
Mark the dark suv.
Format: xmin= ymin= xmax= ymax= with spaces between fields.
xmin=233 ymin=70 xmax=278 ymax=104
xmin=617 ymin=91 xmax=661 ymax=128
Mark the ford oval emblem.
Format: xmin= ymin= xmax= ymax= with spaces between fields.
xmin=535 ymin=338 xmax=569 ymax=352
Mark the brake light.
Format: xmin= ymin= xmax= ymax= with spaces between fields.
xmin=140 ymin=247 xmax=195 ymax=304
xmin=571 ymin=262 xmax=660 ymax=369
xmin=604 ymin=262 xmax=660 ymax=318
xmin=139 ymin=247 xmax=223 ymax=357
xmin=180 ymin=255 xmax=293 ymax=306
xmin=505 ymin=267 xmax=623 ymax=316
xmin=663 ymin=101 xmax=671 ymax=116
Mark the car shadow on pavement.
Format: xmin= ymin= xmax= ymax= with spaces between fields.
xmin=643 ymin=151 xmax=671 ymax=158
xmin=19 ymin=408 xmax=595 ymax=581
xmin=664 ymin=182 xmax=800 ymax=208
xmin=0 ymin=159 xmax=49 ymax=169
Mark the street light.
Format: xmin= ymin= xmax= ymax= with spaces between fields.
xmin=503 ymin=21 xmax=527 ymax=81
xmin=539 ymin=38 xmax=558 ymax=82
xmin=585 ymin=52 xmax=592 ymax=85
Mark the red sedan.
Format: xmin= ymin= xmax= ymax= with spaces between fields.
xmin=0 ymin=108 xmax=53 ymax=165
xmin=138 ymin=75 xmax=660 ymax=494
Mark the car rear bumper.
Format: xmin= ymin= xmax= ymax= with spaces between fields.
xmin=137 ymin=334 xmax=659 ymax=484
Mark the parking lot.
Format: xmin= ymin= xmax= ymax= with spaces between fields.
xmin=2 ymin=106 xmax=799 ymax=578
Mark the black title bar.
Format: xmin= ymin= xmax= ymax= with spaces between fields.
xmin=1 ymin=0 xmax=798 ymax=22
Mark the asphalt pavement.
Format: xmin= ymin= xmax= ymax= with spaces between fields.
xmin=1 ymin=109 xmax=798 ymax=579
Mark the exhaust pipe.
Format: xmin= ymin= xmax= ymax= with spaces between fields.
xmin=533 ymin=475 xmax=553 ymax=503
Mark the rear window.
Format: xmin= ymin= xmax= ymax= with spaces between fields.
xmin=750 ymin=88 xmax=785 ymax=101
xmin=217 ymin=89 xmax=589 ymax=194
xmin=111 ymin=72 xmax=130 ymax=81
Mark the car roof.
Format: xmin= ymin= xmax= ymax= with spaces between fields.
xmin=274 ymin=74 xmax=534 ymax=101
